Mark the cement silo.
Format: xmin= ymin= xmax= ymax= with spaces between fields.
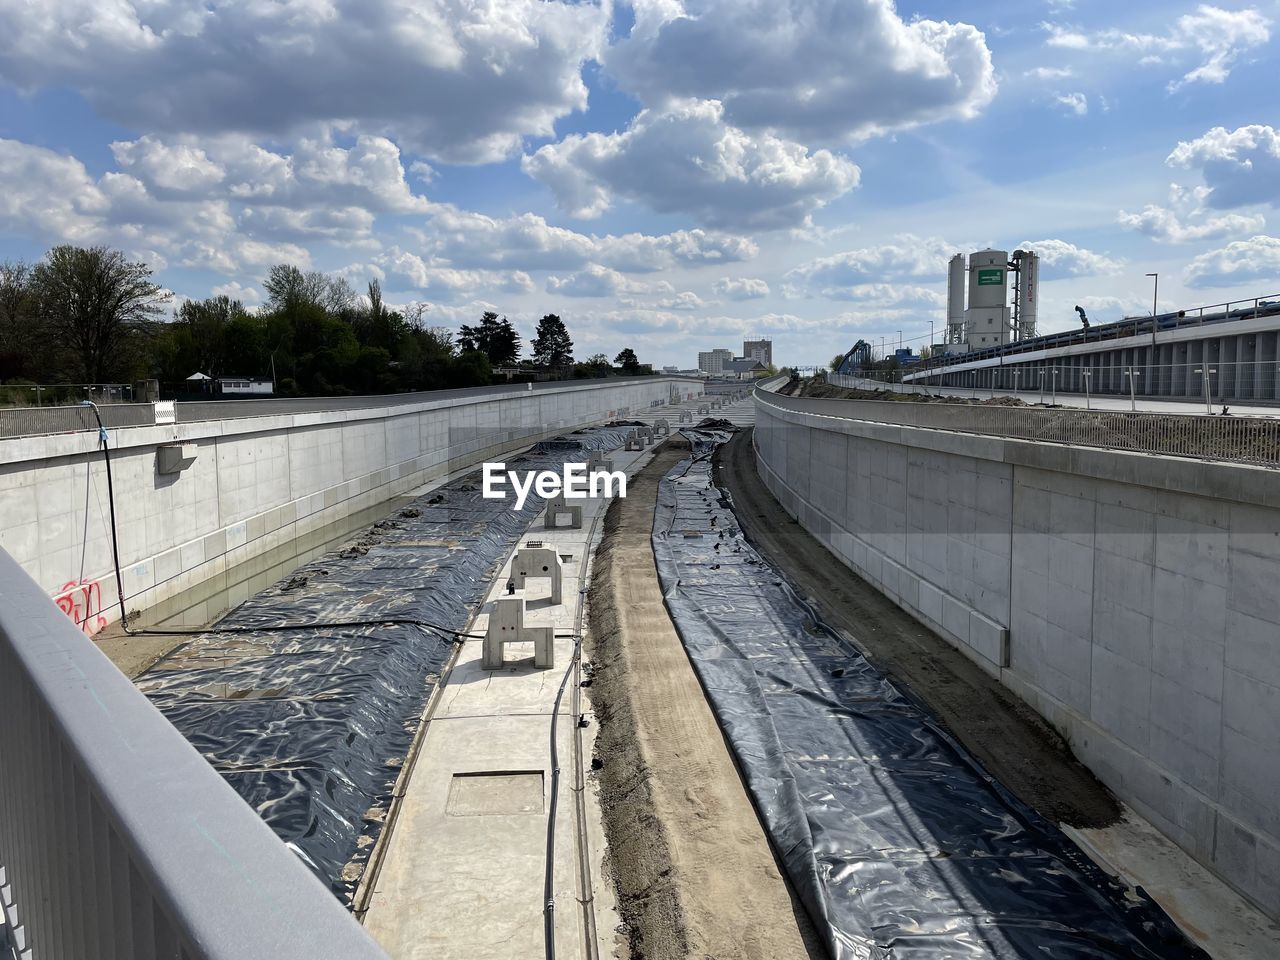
xmin=965 ymin=249 xmax=1009 ymax=349
xmin=1012 ymin=249 xmax=1039 ymax=341
xmin=946 ymin=254 xmax=967 ymax=345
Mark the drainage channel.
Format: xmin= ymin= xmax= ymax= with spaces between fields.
xmin=133 ymin=424 xmax=639 ymax=906
xmin=652 ymin=429 xmax=1209 ymax=960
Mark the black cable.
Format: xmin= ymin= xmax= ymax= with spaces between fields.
xmin=543 ymin=636 xmax=579 ymax=960
xmin=84 ymin=403 xmax=129 ymax=629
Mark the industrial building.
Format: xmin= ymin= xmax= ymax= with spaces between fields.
xmin=877 ymin=245 xmax=1280 ymax=405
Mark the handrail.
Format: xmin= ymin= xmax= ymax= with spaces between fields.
xmin=0 ymin=548 xmax=389 ymax=960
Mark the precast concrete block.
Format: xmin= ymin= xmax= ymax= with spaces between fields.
xmin=625 ymin=430 xmax=645 ymax=452
xmin=697 ymin=405 xmax=710 ymax=415
xmin=678 ymin=410 xmax=693 ymax=423
xmin=511 ymin=545 xmax=564 ymax=605
xmin=483 ymin=590 xmax=554 ymax=670
xmin=968 ymin=612 xmax=1009 ymax=667
xmin=587 ymin=450 xmax=614 ymax=474
xmin=653 ymin=418 xmax=670 ymax=436
xmin=544 ymin=494 xmax=583 ymax=530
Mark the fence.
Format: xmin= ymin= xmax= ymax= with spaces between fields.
xmin=0 ymin=549 xmax=388 ymax=960
xmin=760 ymin=386 xmax=1280 ymax=469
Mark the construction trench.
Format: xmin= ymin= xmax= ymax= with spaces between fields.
xmin=104 ymin=392 xmax=1247 ymax=958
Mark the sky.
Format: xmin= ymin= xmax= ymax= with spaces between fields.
xmin=1 ymin=0 xmax=1279 ymax=371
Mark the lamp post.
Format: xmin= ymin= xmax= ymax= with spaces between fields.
xmin=1146 ymin=272 xmax=1159 ymax=365
xmin=1082 ymin=369 xmax=1091 ymax=410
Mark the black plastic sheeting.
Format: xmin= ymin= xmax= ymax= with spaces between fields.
xmin=137 ymin=425 xmax=636 ymax=903
xmin=652 ymin=431 xmax=1209 ymax=960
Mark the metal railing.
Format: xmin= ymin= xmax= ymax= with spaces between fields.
xmin=758 ymin=388 xmax=1280 ymax=469
xmin=832 ymin=363 xmax=1280 ymax=411
xmin=0 ymin=375 xmax=703 ymax=440
xmin=0 ymin=548 xmax=389 ymax=960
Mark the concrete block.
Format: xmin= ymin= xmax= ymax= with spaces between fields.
xmin=941 ymin=594 xmax=970 ymax=646
xmin=587 ymin=450 xmax=614 ymax=474
xmin=625 ymin=430 xmax=645 ymax=452
xmin=510 ymin=545 xmax=564 ymax=605
xmin=543 ymin=495 xmax=582 ymax=530
xmin=918 ymin=579 xmax=944 ymax=626
xmin=678 ymin=410 xmax=693 ymax=423
xmin=653 ymin=418 xmax=670 ymax=437
xmin=968 ymin=611 xmax=1009 ymax=667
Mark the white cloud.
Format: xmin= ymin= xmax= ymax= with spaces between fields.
xmin=1026 ymin=66 xmax=1074 ymax=79
xmin=0 ymin=137 xmax=312 ymax=273
xmin=653 ymin=291 xmax=712 ymax=311
xmin=418 ymin=206 xmax=756 ymax=273
xmin=544 ymin=263 xmax=678 ymax=299
xmin=1041 ymin=6 xmax=1271 ymax=91
xmin=713 ymin=277 xmax=770 ymax=300
xmin=1118 ymin=183 xmax=1265 ymax=242
xmin=1167 ymin=124 xmax=1280 ymax=209
xmin=607 ymin=0 xmax=996 ymax=143
xmin=785 ymin=234 xmax=959 ymax=297
xmin=111 ymin=131 xmax=430 ymax=213
xmin=523 ymin=99 xmax=859 ymax=230
xmin=210 ymin=280 xmax=261 ymax=305
xmin=1185 ymin=235 xmax=1280 ymax=287
xmin=1018 ymin=238 xmax=1120 ymax=277
xmin=0 ymin=0 xmax=609 ymax=163
xmin=1054 ymin=92 xmax=1088 ymax=115
xmin=374 ymin=246 xmax=532 ymax=300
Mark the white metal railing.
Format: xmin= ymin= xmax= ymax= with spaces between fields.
xmin=761 ymin=385 xmax=1280 ymax=468
xmin=0 ymin=548 xmax=389 ymax=960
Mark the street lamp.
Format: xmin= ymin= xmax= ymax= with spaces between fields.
xmin=1146 ymin=272 xmax=1159 ymax=363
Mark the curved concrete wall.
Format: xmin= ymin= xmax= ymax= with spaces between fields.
xmin=0 ymin=377 xmax=700 ymax=630
xmin=753 ymin=387 xmax=1280 ymax=919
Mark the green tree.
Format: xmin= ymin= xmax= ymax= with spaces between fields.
xmin=531 ymin=313 xmax=574 ymax=367
xmin=32 ymin=245 xmax=168 ymax=382
xmin=0 ymin=260 xmax=44 ymax=381
xmin=173 ymin=295 xmax=248 ymax=377
xmin=829 ymin=353 xmax=845 ymax=372
xmin=459 ymin=311 xmax=520 ymax=367
xmin=614 ymin=347 xmax=640 ymax=374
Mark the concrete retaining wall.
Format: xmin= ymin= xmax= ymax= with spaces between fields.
xmin=753 ymin=389 xmax=1280 ymax=919
xmin=0 ymin=377 xmax=699 ymax=630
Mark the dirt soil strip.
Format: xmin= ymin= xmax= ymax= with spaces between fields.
xmin=587 ymin=439 xmax=828 ymax=960
xmin=718 ymin=427 xmax=1120 ymax=830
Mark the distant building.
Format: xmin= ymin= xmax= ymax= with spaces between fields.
xmin=743 ymin=338 xmax=773 ymax=367
xmin=722 ymin=358 xmax=768 ymax=380
xmin=216 ymin=377 xmax=274 ymax=396
xmin=697 ymin=348 xmax=734 ymax=376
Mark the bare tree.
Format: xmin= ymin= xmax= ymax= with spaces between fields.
xmin=32 ymin=246 xmax=169 ymax=382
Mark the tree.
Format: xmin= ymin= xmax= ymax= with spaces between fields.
xmin=829 ymin=353 xmax=845 ymax=372
xmin=615 ymin=347 xmax=640 ymax=373
xmin=459 ymin=311 xmax=520 ymax=367
xmin=531 ymin=313 xmax=574 ymax=367
xmin=32 ymin=245 xmax=168 ymax=382
xmin=174 ymin=295 xmax=248 ymax=377
xmin=0 ymin=260 xmax=43 ymax=380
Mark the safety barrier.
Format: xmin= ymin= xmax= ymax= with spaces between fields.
xmin=0 ymin=549 xmax=388 ymax=960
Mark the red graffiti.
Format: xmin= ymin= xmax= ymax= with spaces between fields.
xmin=56 ymin=579 xmax=107 ymax=636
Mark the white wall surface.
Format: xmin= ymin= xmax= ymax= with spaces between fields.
xmin=0 ymin=378 xmax=700 ymax=632
xmin=753 ymin=389 xmax=1280 ymax=921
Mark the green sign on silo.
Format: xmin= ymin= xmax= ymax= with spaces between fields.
xmin=977 ymin=268 xmax=1004 ymax=285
